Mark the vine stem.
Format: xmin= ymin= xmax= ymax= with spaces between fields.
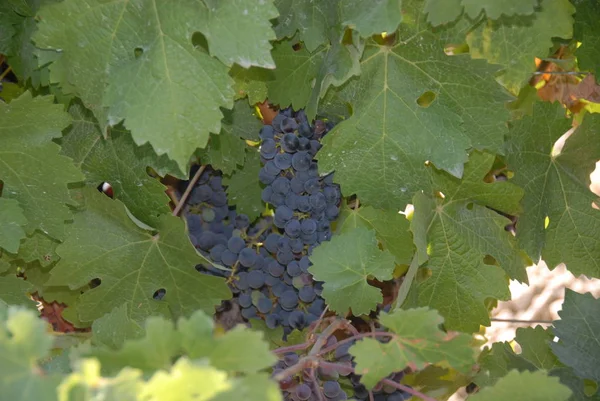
xmin=172 ymin=165 xmax=206 ymax=216
xmin=273 ymin=342 xmax=312 ymax=355
xmin=381 ymin=378 xmax=438 ymax=401
xmin=273 ymin=355 xmax=319 ymax=381
xmin=317 ymin=331 xmax=395 ymax=356
xmin=0 ymin=66 xmax=12 ymax=81
xmin=490 ymin=318 xmax=553 ymax=324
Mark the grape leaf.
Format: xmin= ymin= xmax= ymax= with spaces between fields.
xmin=467 ymin=0 xmax=575 ymax=94
xmin=230 ymin=65 xmax=273 ymax=104
xmin=471 ymin=370 xmax=571 ymax=401
xmin=57 ymin=359 xmax=142 ymax=401
xmin=341 ymin=0 xmax=403 ymax=37
xmin=92 ymin=303 xmax=145 ymax=349
xmin=142 ymin=358 xmax=282 ymax=401
xmin=308 ymin=226 xmax=396 ymax=315
xmin=34 ymin=0 xmax=235 ymax=172
xmin=551 ymin=290 xmax=600 ymax=383
xmin=47 ymin=187 xmax=231 ymax=324
xmin=0 ymin=198 xmax=27 ymax=254
xmin=0 ymin=276 xmax=35 ymax=308
xmin=197 ymin=0 xmax=278 ymax=69
xmin=60 ymin=100 xmax=175 ymax=228
xmin=223 ymin=150 xmax=264 ymax=222
xmin=198 ymin=100 xmax=263 ymax=174
xmin=0 ymin=92 xmax=84 ymax=241
xmin=267 ymin=40 xmax=325 ymax=112
xmin=17 ymin=232 xmax=60 ymax=267
xmin=91 ymin=310 xmax=275 ymax=375
xmin=0 ymin=305 xmax=61 ymax=401
xmin=198 ymin=133 xmax=247 ymax=175
xmin=505 ymin=103 xmax=600 ymax=277
xmin=573 ymin=0 xmax=600 ymax=78
xmin=516 ymin=326 xmax=561 ymax=371
xmin=178 ymin=311 xmax=277 ymax=373
xmin=475 ymin=342 xmax=538 ymax=388
xmin=409 ymin=151 xmax=525 ymax=331
xmin=350 ymin=307 xmax=476 ymax=388
xmin=424 ymin=0 xmax=539 ymax=26
xmin=318 ymin=2 xmax=513 ymax=210
xmin=336 ymin=204 xmax=414 ymax=265
xmin=273 ymin=0 xmax=338 ymax=52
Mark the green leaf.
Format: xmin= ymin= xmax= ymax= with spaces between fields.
xmin=91 ymin=310 xmax=276 ymax=375
xmin=308 ymin=226 xmax=396 ymax=315
xmin=551 ymin=290 xmax=600 ymax=383
xmin=197 ymin=0 xmax=279 ymax=69
xmin=223 ymin=150 xmax=264 ymax=222
xmin=515 ymin=326 xmax=561 ymax=371
xmin=475 ymin=342 xmax=537 ymax=388
xmin=505 ymin=103 xmax=600 ymax=277
xmin=341 ymin=0 xmax=403 ymax=37
xmin=273 ymin=0 xmax=338 ymax=52
xmin=0 ymin=92 xmax=84 ymax=241
xmin=142 ymin=358 xmax=282 ymax=401
xmin=230 ymin=65 xmax=273 ymax=104
xmin=424 ymin=0 xmax=539 ymax=26
xmin=0 ymin=198 xmax=27 ymax=254
xmin=318 ymin=3 xmax=513 ymax=210
xmin=336 ymin=204 xmax=414 ymax=265
xmin=34 ymin=0 xmax=235 ymax=172
xmin=470 ymin=370 xmax=571 ymax=401
xmin=60 ymin=100 xmax=177 ymax=228
xmin=350 ymin=307 xmax=476 ymax=388
xmin=92 ymin=303 xmax=145 ymax=349
xmin=197 ymin=100 xmax=262 ymax=174
xmin=408 ymin=151 xmax=526 ymax=331
xmin=17 ymin=231 xmax=60 ymax=267
xmin=179 ymin=312 xmax=277 ymax=373
xmin=573 ymin=0 xmax=600 ymax=78
xmin=467 ymin=0 xmax=575 ymax=94
xmin=0 ymin=276 xmax=35 ymax=308
xmin=47 ymin=187 xmax=231 ymax=324
xmin=0 ymin=305 xmax=60 ymax=401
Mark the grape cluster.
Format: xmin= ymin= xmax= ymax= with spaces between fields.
xmin=232 ymin=109 xmax=341 ymax=333
xmin=350 ymin=372 xmax=411 ymax=401
xmin=181 ymin=108 xmax=340 ymax=336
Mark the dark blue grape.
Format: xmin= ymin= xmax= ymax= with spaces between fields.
xmin=299 ymin=256 xmax=311 ymax=272
xmin=265 ymin=274 xmax=280 ymax=286
xmin=283 ymin=352 xmax=299 ymax=366
xmin=247 ymin=270 xmax=265 ymax=289
xmin=260 ymin=138 xmax=277 ymax=159
xmin=196 ymin=232 xmax=215 ymax=251
xmin=285 ymin=193 xmax=299 ymax=209
xmin=284 ymin=219 xmax=301 ymax=238
xmin=236 ymin=272 xmax=250 ymax=290
xmin=264 ymin=233 xmax=280 ymax=253
xmin=290 ymin=177 xmax=305 ymax=194
xmin=304 ymin=178 xmax=321 ymax=194
xmin=280 ymin=117 xmax=298 ymax=133
xmin=261 ymin=186 xmax=273 ymax=203
xmin=272 ymin=282 xmax=291 ymax=297
xmin=297 ymin=196 xmax=311 ymax=212
xmin=272 ymin=113 xmax=286 ymax=131
xmin=310 ymin=192 xmax=327 ymax=211
xmin=309 ymin=140 xmax=321 ymax=156
xmin=270 ymin=192 xmax=286 ymax=207
xmin=238 ymin=293 xmax=252 ymax=308
xmin=239 ymin=248 xmax=257 ymax=267
xmin=228 ymin=236 xmax=245 ymax=254
xmin=281 ymin=133 xmax=300 ymax=152
xmin=274 ymin=152 xmax=293 ymax=169
xmin=292 ymin=151 xmax=312 ymax=172
xmin=290 ymin=238 xmax=304 ymax=253
xmin=323 ymin=381 xmax=341 ymax=398
xmin=301 ymin=218 xmax=317 ymax=234
xmin=268 ymin=260 xmax=285 ymax=277
xmin=259 ymin=168 xmax=277 ymax=184
xmin=241 ymin=305 xmax=258 ymax=319
xmin=260 ymin=125 xmax=275 ymax=140
xmin=264 ymin=160 xmax=282 ymax=176
xmin=288 ymin=310 xmax=306 ymax=329
xmin=194 ymin=185 xmax=213 ymax=202
xmin=209 ymin=244 xmax=226 ymax=262
xmin=211 ymin=191 xmax=227 ymax=206
xmin=235 ymin=214 xmax=250 ymax=229
xmin=277 ymin=249 xmax=294 ymax=265
xmin=298 ymin=136 xmax=311 ymax=151
xmin=295 ymin=383 xmax=312 ymax=401
xmin=257 ymin=297 xmax=273 ymax=313
xmin=275 ymin=206 xmax=293 ymax=224
xmin=326 ymin=204 xmax=340 ymax=220
xmin=266 ymin=313 xmax=281 ymax=328
xmin=279 ymin=290 xmax=299 ymax=310
xmin=272 ymin=177 xmax=291 ymax=195
xmin=209 ymin=176 xmax=222 ymax=191
xmin=221 ymin=250 xmax=238 ymax=266
xmin=299 ymin=286 xmax=316 ymax=302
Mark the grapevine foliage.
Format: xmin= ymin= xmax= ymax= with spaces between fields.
xmin=0 ymin=0 xmax=599 ymax=400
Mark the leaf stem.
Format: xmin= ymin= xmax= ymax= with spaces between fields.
xmin=381 ymin=378 xmax=438 ymax=401
xmin=273 ymin=342 xmax=313 ymax=355
xmin=394 ymin=253 xmax=420 ymax=310
xmin=172 ymin=165 xmax=206 ymax=216
xmin=273 ymin=355 xmax=319 ymax=381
